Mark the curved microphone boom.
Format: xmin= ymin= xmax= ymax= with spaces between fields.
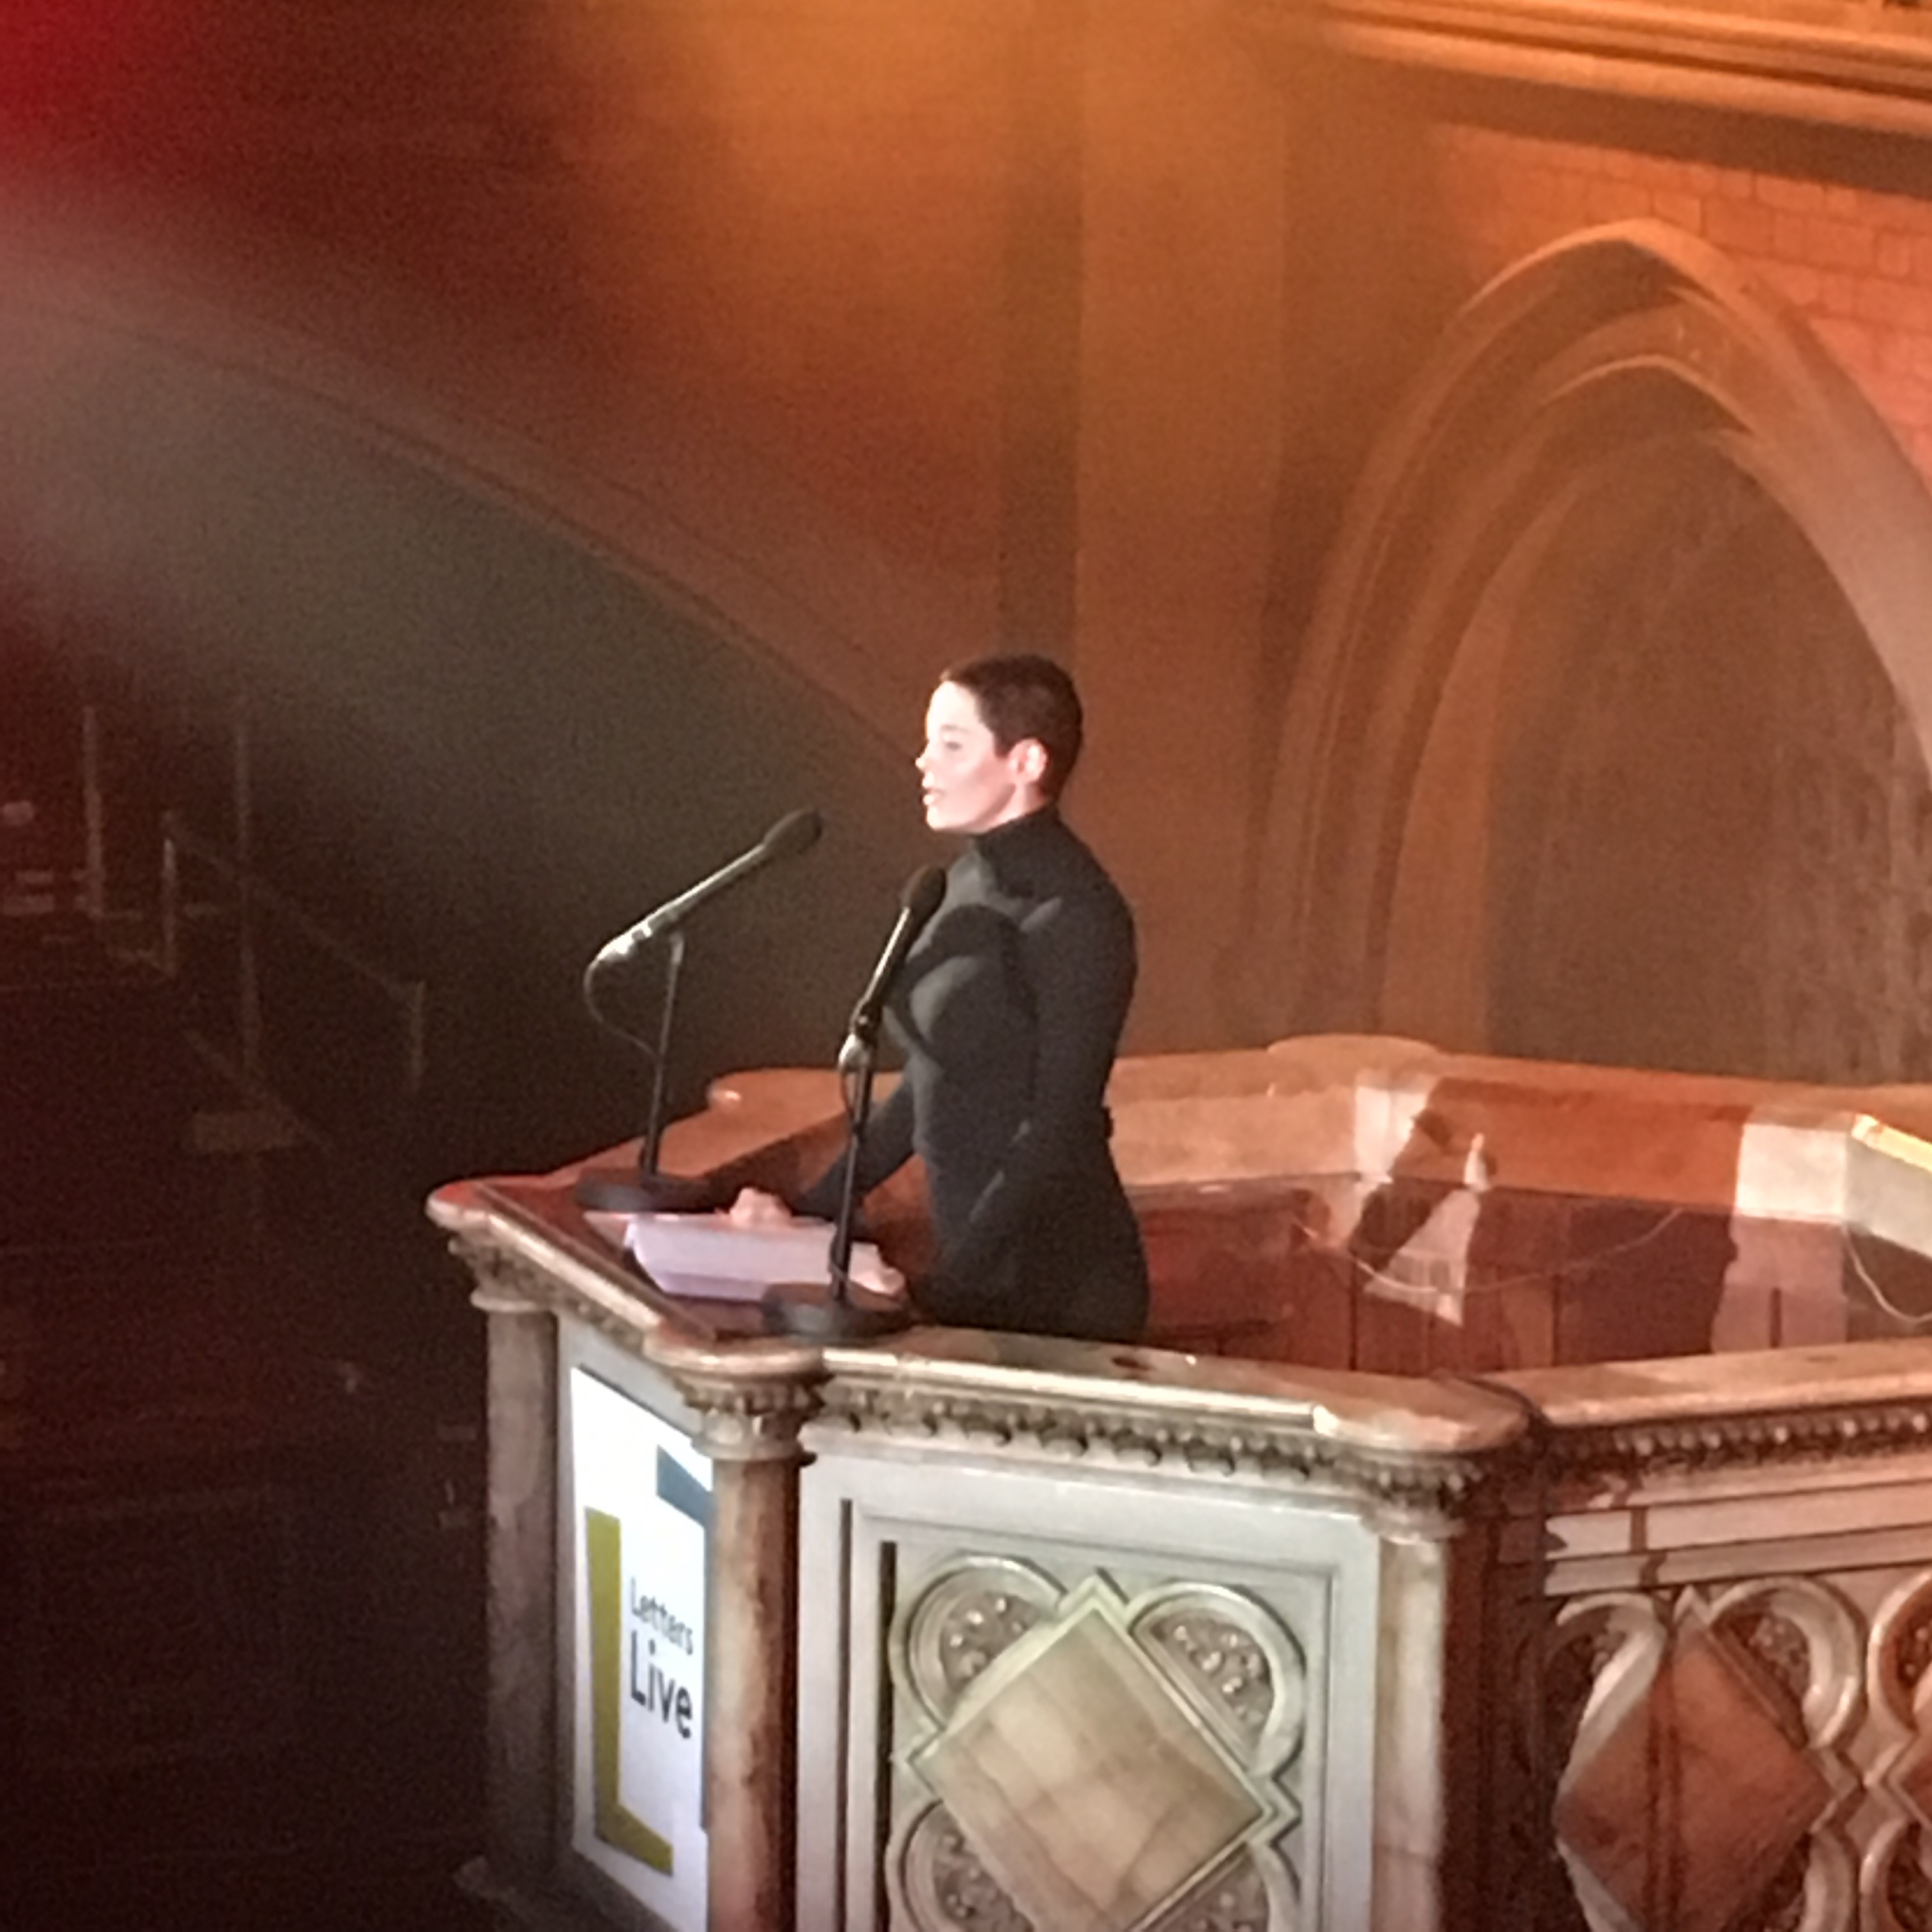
xmin=575 ymin=805 xmax=824 ymax=1217
xmin=590 ymin=806 xmax=824 ymax=974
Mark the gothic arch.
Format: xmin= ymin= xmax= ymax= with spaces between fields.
xmin=0 ymin=226 xmax=942 ymax=1156
xmin=1250 ymin=218 xmax=1932 ymax=1078
xmin=0 ymin=213 xmax=927 ymax=760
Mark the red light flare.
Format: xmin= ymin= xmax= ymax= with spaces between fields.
xmin=0 ymin=0 xmax=192 ymax=162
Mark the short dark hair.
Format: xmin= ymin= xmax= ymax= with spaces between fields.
xmin=940 ymin=653 xmax=1084 ymax=801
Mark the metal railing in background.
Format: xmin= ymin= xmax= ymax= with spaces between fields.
xmin=158 ymin=808 xmax=428 ymax=1141
xmin=31 ymin=663 xmax=430 ymax=1153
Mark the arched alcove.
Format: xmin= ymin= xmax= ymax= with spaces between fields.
xmin=0 ymin=248 xmax=936 ymax=1175
xmin=1250 ymin=218 xmax=1932 ymax=1085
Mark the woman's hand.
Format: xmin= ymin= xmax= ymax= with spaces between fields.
xmin=729 ymin=1188 xmax=905 ymax=1301
xmin=726 ymin=1186 xmax=804 ymax=1227
xmin=843 ymin=1251 xmax=907 ymax=1302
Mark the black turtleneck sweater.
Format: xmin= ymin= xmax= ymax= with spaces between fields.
xmin=805 ymin=805 xmax=1148 ymax=1342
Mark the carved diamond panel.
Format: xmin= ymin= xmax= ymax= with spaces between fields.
xmin=887 ymin=1563 xmax=1307 ymax=1932
xmin=1556 ymin=1621 xmax=1828 ymax=1932
xmin=915 ymin=1607 xmax=1266 ymax=1932
xmin=1862 ymin=1572 xmax=1932 ymax=1928
xmin=1544 ymin=1580 xmax=1861 ymax=1932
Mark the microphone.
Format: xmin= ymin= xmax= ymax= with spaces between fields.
xmin=839 ymin=865 xmax=947 ymax=1071
xmin=590 ymin=808 xmax=823 ymax=972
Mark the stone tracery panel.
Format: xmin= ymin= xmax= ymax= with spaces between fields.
xmin=1522 ymin=1568 xmax=1932 ymax=1932
xmin=885 ymin=1560 xmax=1311 ymax=1932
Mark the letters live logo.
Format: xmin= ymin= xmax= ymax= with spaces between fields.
xmin=583 ymin=1445 xmax=712 ymax=1877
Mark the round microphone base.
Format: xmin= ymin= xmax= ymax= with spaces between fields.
xmin=762 ymin=1278 xmax=912 ymax=1341
xmin=573 ymin=1168 xmax=725 ymax=1216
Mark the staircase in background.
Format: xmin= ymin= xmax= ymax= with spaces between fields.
xmin=0 ymin=647 xmax=487 ymax=1931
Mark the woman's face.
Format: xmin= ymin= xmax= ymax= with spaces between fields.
xmin=917 ymin=681 xmax=1043 ymax=834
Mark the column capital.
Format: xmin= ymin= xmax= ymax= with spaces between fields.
xmin=450 ymin=1233 xmax=553 ymax=1319
xmin=668 ymin=1352 xmax=827 ymax=1453
xmin=655 ymin=1337 xmax=827 ymax=1463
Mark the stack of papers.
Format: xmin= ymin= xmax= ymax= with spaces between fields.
xmin=622 ymin=1211 xmax=887 ymax=1303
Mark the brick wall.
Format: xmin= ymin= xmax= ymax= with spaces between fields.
xmin=1426 ymin=121 xmax=1932 ymax=481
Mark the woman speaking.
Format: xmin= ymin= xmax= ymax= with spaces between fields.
xmin=798 ymin=653 xmax=1149 ymax=1343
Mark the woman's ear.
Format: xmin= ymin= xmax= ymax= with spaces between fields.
xmin=1011 ymin=737 xmax=1050 ymax=789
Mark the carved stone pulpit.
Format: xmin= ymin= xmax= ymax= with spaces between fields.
xmin=435 ymin=1036 xmax=1932 ymax=1931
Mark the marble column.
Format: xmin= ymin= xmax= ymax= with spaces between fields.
xmin=1363 ymin=1492 xmax=1497 ymax=1932
xmin=470 ymin=1257 xmax=561 ymax=1893
xmin=672 ymin=1345 xmax=825 ymax=1932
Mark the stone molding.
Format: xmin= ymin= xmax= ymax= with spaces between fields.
xmin=456 ymin=1236 xmax=553 ymax=1321
xmin=442 ymin=1179 xmax=1932 ymax=1520
xmin=439 ymin=1203 xmax=824 ymax=1464
xmin=659 ymin=1350 xmax=825 ymax=1464
xmin=1540 ymin=1395 xmax=1932 ymax=1483
xmin=451 ymin=1232 xmax=622 ymax=1345
xmin=435 ymin=1176 xmax=1546 ymax=1505
xmin=438 ymin=1186 xmax=1537 ymax=1514
xmin=815 ymin=1371 xmax=1524 ymax=1521
xmin=1253 ymin=0 xmax=1932 ymax=139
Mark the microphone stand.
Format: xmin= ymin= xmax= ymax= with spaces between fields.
xmin=763 ymin=1019 xmax=910 ymax=1341
xmin=641 ymin=929 xmax=686 ymax=1183
xmin=763 ymin=863 xmax=942 ymax=1338
xmin=574 ymin=928 xmax=721 ymax=1215
xmin=827 ymin=1042 xmax=871 ymax=1298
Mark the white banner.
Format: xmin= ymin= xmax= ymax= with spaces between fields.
xmin=569 ymin=1369 xmax=711 ymax=1930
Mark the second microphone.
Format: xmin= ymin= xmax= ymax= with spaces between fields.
xmin=841 ymin=865 xmax=948 ymax=1070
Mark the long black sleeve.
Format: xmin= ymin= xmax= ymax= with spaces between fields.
xmin=793 ymin=1075 xmax=916 ymax=1222
xmin=938 ymin=885 xmax=1133 ymax=1284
